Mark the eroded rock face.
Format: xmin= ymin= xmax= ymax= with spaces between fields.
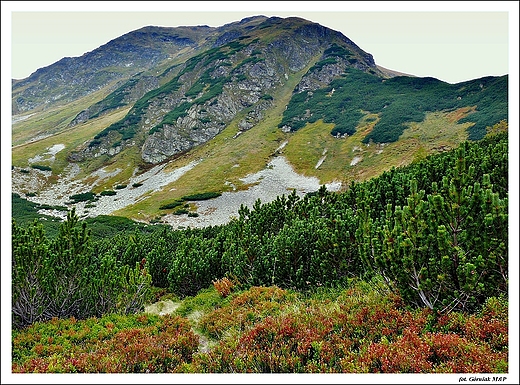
xmin=141 ymin=103 xmax=223 ymax=163
xmin=66 ymin=16 xmax=382 ymax=165
xmin=68 ymin=76 xmax=160 ymax=128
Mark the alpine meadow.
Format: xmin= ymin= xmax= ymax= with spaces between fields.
xmin=11 ymin=15 xmax=509 ymax=375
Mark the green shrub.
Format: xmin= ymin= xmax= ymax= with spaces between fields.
xmin=159 ymin=201 xmax=183 ymax=210
xmin=69 ymin=192 xmax=96 ymax=203
xmin=11 ymin=210 xmax=153 ymax=329
xmin=182 ymin=192 xmax=222 ymax=201
xmin=30 ymin=164 xmax=52 ymax=172
xmin=175 ymin=286 xmax=224 ymax=318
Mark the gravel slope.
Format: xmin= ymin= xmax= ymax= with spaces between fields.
xmin=12 ymin=146 xmax=341 ymax=228
xmin=162 ymin=156 xmax=341 ymax=228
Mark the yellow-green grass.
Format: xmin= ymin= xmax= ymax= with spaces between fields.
xmin=12 ymin=82 xmax=122 ymax=147
xmin=345 ymin=109 xmax=471 ymax=184
xmin=81 ymin=145 xmax=145 ymax=194
xmin=283 ymin=108 xmax=471 ymax=187
xmin=113 ymin=55 xmax=322 ymax=220
xmin=112 ymin=93 xmax=289 ymax=220
xmin=283 ymin=113 xmax=380 ymax=185
xmin=12 ymin=107 xmax=131 ymax=177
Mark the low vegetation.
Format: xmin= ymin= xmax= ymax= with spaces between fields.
xmin=30 ymin=164 xmax=52 ymax=172
xmin=280 ymin=68 xmax=507 ymax=142
xmin=11 ymin=129 xmax=509 ymax=373
xmin=12 ymin=283 xmax=508 ymax=373
xmin=12 ymin=313 xmax=199 ymax=373
xmin=159 ymin=191 xmax=222 ymax=211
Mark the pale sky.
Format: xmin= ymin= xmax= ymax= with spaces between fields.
xmin=3 ymin=1 xmax=518 ymax=84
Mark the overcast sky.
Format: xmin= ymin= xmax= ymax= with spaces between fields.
xmin=3 ymin=1 xmax=518 ymax=84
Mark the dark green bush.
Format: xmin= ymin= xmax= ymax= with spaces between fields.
xmin=30 ymin=164 xmax=52 ymax=172
xmin=159 ymin=201 xmax=183 ymax=210
xmin=182 ymin=192 xmax=222 ymax=201
xmin=12 ymin=210 xmax=152 ymax=329
xmin=69 ymin=192 xmax=96 ymax=203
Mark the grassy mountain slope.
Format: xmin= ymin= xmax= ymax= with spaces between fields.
xmin=11 ymin=16 xmax=508 ymax=224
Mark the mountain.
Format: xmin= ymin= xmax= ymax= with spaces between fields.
xmin=11 ymin=16 xmax=508 ymax=227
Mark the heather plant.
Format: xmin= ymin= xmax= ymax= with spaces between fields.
xmin=198 ymin=286 xmax=297 ymax=339
xmin=212 ymin=277 xmax=236 ymax=298
xmin=190 ymin=284 xmax=508 ymax=373
xmin=174 ymin=286 xmax=224 ymax=318
xmin=12 ymin=313 xmax=199 ymax=373
xmin=12 ymin=283 xmax=508 ymax=373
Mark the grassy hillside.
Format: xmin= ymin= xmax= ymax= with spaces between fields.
xmin=11 ymin=102 xmax=477 ymax=223
xmin=280 ymin=69 xmax=507 ymax=143
xmin=12 ymin=82 xmax=123 ymax=147
xmin=12 ymin=107 xmax=131 ymax=177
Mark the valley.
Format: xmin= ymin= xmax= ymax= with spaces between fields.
xmin=11 ymin=16 xmax=506 ymax=228
xmin=11 ymin=105 xmax=471 ymax=228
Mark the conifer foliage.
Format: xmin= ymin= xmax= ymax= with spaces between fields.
xmin=12 ymin=210 xmax=152 ymax=329
xmin=12 ymin=132 xmax=508 ymax=328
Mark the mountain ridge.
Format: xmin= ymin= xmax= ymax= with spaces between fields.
xmin=11 ymin=15 xmax=508 ymax=227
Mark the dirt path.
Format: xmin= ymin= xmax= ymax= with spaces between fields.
xmin=144 ymin=300 xmax=212 ymax=353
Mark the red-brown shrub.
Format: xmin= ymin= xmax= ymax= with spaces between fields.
xmin=12 ymin=314 xmax=199 ymax=373
xmin=212 ymin=277 xmax=235 ymax=298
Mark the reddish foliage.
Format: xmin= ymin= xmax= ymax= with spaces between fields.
xmin=200 ymin=286 xmax=293 ymax=338
xmin=425 ymin=332 xmax=506 ymax=373
xmin=212 ymin=277 xmax=235 ymax=298
xmin=362 ymin=328 xmax=433 ymax=373
xmin=13 ymin=315 xmax=199 ymax=373
xmin=13 ymin=287 xmax=509 ymax=374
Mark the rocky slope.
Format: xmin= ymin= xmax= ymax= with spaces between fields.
xmin=11 ymin=24 xmax=218 ymax=114
xmin=11 ymin=15 xmax=508 ymax=226
xmin=63 ymin=16 xmax=384 ymax=164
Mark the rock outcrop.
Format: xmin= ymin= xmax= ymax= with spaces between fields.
xmin=67 ymin=16 xmax=383 ymax=164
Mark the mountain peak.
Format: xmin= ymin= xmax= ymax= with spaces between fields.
xmin=11 ymin=16 xmax=507 ymax=226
